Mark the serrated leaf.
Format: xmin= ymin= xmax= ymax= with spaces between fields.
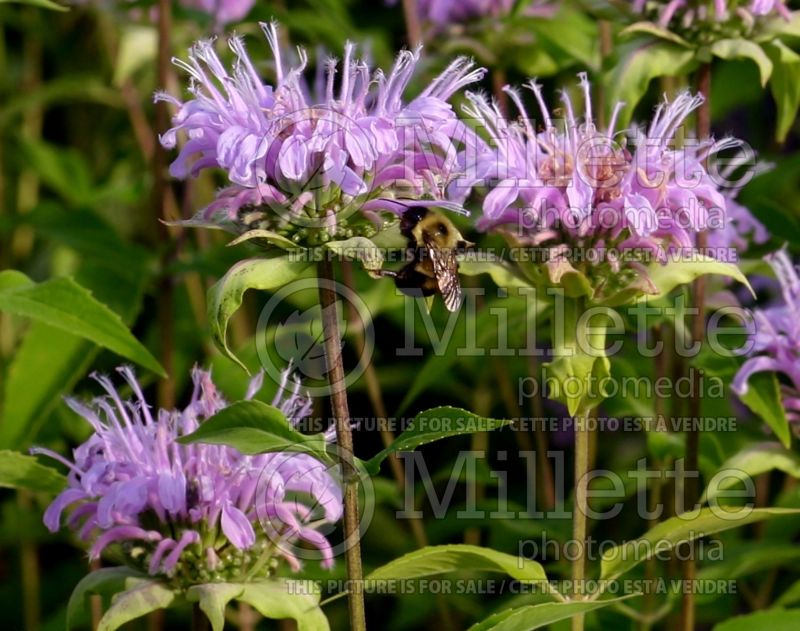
xmin=323 ymin=237 xmax=384 ymax=274
xmin=0 ymin=271 xmax=163 ymax=376
xmin=467 ymin=595 xmax=637 ymax=631
xmin=208 ymin=255 xmax=313 ymax=368
xmin=365 ymin=407 xmax=514 ymax=474
xmin=186 ymin=584 xmax=245 ymax=631
xmin=97 ymin=580 xmax=176 ymax=631
xmin=0 ymin=450 xmax=66 ymax=493
xmin=712 ymin=609 xmax=800 ymax=631
xmin=710 ymin=39 xmax=773 ymax=86
xmin=738 ymin=371 xmax=791 ymax=448
xmin=67 ymin=568 xmax=149 ymax=631
xmin=641 ymin=255 xmax=753 ymax=302
xmin=601 ymin=507 xmax=800 ymax=580
xmin=368 ymin=544 xmax=549 ymax=584
xmin=179 ymin=400 xmax=330 ymax=461
xmin=238 ymin=579 xmax=328 ymax=631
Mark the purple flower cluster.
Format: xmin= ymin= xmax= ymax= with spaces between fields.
xmin=464 ymin=74 xmax=743 ymax=293
xmin=632 ymin=0 xmax=791 ymax=29
xmin=158 ymin=23 xmax=484 ymax=245
xmin=180 ymin=0 xmax=255 ymax=26
xmin=33 ymin=366 xmax=342 ymax=583
xmin=394 ymin=0 xmax=554 ymax=30
xmin=734 ymin=250 xmax=800 ymax=426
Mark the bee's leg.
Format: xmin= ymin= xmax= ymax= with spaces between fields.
xmin=393 ymin=265 xmax=437 ymax=298
xmin=375 ymin=269 xmax=398 ymax=278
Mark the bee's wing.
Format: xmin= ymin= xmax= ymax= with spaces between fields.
xmin=424 ymin=234 xmax=462 ymax=312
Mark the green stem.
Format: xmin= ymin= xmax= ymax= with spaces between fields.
xmin=571 ymin=407 xmax=593 ymax=631
xmin=317 ymin=257 xmax=367 ymax=631
xmin=19 ymin=492 xmax=40 ymax=631
xmin=681 ymin=60 xmax=712 ymax=631
xmin=153 ymin=0 xmax=176 ymax=410
xmin=192 ymin=603 xmax=209 ymax=631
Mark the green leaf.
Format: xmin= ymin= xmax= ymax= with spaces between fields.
xmin=702 ymin=443 xmax=800 ymax=504
xmin=227 ymin=229 xmax=301 ymax=252
xmin=641 ymin=255 xmax=753 ymax=302
xmin=113 ymin=25 xmax=157 ymax=86
xmin=2 ymin=260 xmax=150 ymax=449
xmin=543 ymin=299 xmax=613 ymax=416
xmin=97 ymin=581 xmax=176 ymax=631
xmin=207 ymin=255 xmax=313 ymax=369
xmin=0 ymin=450 xmax=66 ymax=493
xmin=601 ymin=507 xmax=800 ymax=580
xmin=620 ymin=21 xmax=691 ymax=47
xmin=776 ymin=579 xmax=800 ymax=607
xmin=764 ymin=40 xmax=800 ymax=142
xmin=458 ymin=258 xmax=536 ymax=290
xmin=738 ymin=371 xmax=791 ymax=448
xmin=365 ymin=407 xmax=514 ymax=474
xmin=67 ymin=568 xmax=149 ymax=631
xmin=238 ymin=579 xmax=329 ymax=631
xmin=699 ymin=542 xmax=800 ymax=583
xmin=544 ymin=352 xmax=611 ymax=418
xmin=712 ymin=609 xmax=800 ymax=631
xmin=323 ymin=237 xmax=384 ymax=274
xmin=0 ymin=0 xmax=67 ymax=11
xmin=710 ymin=39 xmax=773 ymax=86
xmin=179 ymin=400 xmax=329 ymax=460
xmin=186 ymin=584 xmax=245 ymax=631
xmin=468 ymin=596 xmax=637 ymax=631
xmin=608 ymin=38 xmax=696 ymax=128
xmin=0 ymin=271 xmax=163 ymax=376
xmin=367 ymin=544 xmax=549 ymax=584
xmin=0 ymin=76 xmax=122 ymax=130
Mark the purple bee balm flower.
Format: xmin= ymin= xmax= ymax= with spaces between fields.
xmin=32 ymin=366 xmax=342 ymax=583
xmin=180 ymin=0 xmax=255 ymax=25
xmin=733 ymin=250 xmax=800 ymax=427
xmin=464 ymin=73 xmax=747 ymax=298
xmin=157 ymin=23 xmax=485 ymax=246
xmin=388 ymin=0 xmax=555 ymax=30
xmin=632 ymin=0 xmax=791 ymax=29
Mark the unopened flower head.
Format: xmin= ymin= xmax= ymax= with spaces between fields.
xmin=465 ymin=73 xmax=745 ymax=298
xmin=33 ymin=366 xmax=342 ymax=585
xmin=734 ymin=250 xmax=800 ymax=428
xmin=158 ymin=23 xmax=485 ymax=247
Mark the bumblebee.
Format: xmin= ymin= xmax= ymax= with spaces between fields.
xmin=382 ymin=206 xmax=474 ymax=312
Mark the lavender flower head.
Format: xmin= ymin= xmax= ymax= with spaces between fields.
xmin=632 ymin=0 xmax=791 ymax=33
xmin=158 ymin=23 xmax=485 ymax=247
xmin=33 ymin=366 xmax=342 ymax=584
xmin=401 ymin=0 xmax=555 ymax=29
xmin=733 ymin=250 xmax=800 ymax=428
xmin=180 ymin=0 xmax=255 ymax=26
xmin=465 ymin=74 xmax=744 ymax=300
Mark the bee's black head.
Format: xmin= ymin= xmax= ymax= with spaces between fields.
xmin=400 ymin=206 xmax=430 ymax=237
